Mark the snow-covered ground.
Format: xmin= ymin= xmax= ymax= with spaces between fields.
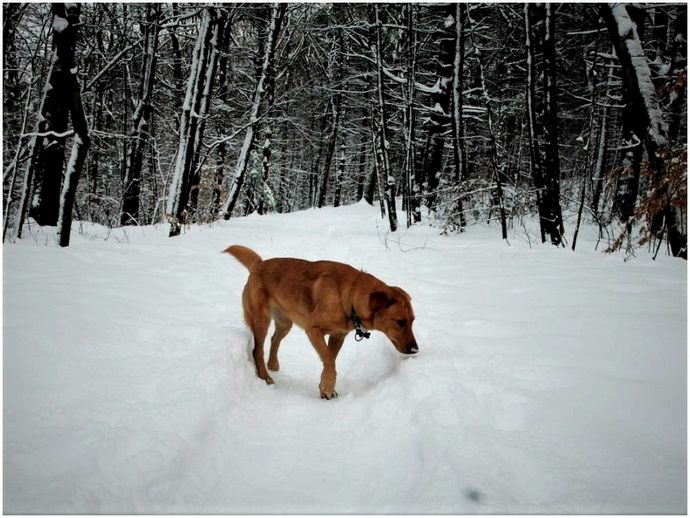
xmin=4 ymin=201 xmax=686 ymax=514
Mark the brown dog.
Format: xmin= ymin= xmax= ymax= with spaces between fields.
xmin=225 ymin=245 xmax=418 ymax=399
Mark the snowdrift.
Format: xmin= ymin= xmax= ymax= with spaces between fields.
xmin=4 ymin=202 xmax=686 ymax=513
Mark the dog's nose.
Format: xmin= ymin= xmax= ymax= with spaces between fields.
xmin=406 ymin=342 xmax=418 ymax=354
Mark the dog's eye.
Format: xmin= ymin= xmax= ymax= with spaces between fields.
xmin=396 ymin=319 xmax=407 ymax=328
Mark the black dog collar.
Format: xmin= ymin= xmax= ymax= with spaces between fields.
xmin=350 ymin=308 xmax=371 ymax=341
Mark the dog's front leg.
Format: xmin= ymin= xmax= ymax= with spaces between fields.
xmin=328 ymin=333 xmax=346 ymax=360
xmin=306 ymin=327 xmax=338 ymax=399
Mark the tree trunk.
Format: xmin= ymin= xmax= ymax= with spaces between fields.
xmin=333 ymin=144 xmax=345 ymax=207
xmin=542 ymin=4 xmax=564 ymax=243
xmin=316 ymin=97 xmax=342 ymax=208
xmin=167 ymin=8 xmax=216 ymax=236
xmin=257 ymin=15 xmax=276 ymax=216
xmin=372 ymin=5 xmax=398 ymax=232
xmin=121 ymin=3 xmax=161 ymax=226
xmin=356 ymin=133 xmax=367 ymax=201
xmin=524 ymin=4 xmax=563 ymax=246
xmin=15 ymin=4 xmax=82 ymax=237
xmin=211 ymin=15 xmax=235 ymax=219
xmin=55 ymin=4 xmax=91 ymax=247
xmin=188 ymin=9 xmax=226 ymax=220
xmin=317 ymin=28 xmax=344 ymax=209
xmin=222 ymin=3 xmax=286 ymax=220
xmin=451 ymin=3 xmax=467 ymax=230
xmin=665 ymin=9 xmax=687 ymax=144
xmin=28 ymin=4 xmax=83 ymax=227
xmin=591 ymin=52 xmax=615 ymax=217
xmin=601 ymin=3 xmax=686 ymax=258
xmin=422 ymin=4 xmax=455 ymax=212
xmin=403 ymin=3 xmax=420 ymax=227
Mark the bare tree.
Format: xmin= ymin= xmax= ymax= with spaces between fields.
xmin=601 ymin=3 xmax=686 ymax=258
xmin=121 ymin=3 xmax=161 ymax=226
xmin=524 ymin=4 xmax=564 ymax=246
xmin=221 ymin=3 xmax=286 ymax=220
xmin=371 ymin=4 xmax=397 ymax=232
xmin=14 ymin=4 xmax=89 ymax=241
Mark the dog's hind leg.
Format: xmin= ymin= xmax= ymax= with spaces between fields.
xmin=268 ymin=308 xmax=292 ymax=372
xmin=243 ymin=285 xmax=273 ymax=385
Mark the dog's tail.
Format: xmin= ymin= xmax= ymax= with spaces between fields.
xmin=224 ymin=245 xmax=263 ymax=271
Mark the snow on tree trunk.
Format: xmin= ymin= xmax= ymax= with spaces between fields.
xmin=422 ymin=4 xmax=455 ymax=212
xmin=57 ymin=135 xmax=90 ymax=247
xmin=55 ymin=4 xmax=91 ymax=247
xmin=257 ymin=12 xmax=276 ymax=217
xmin=403 ymin=3 xmax=420 ymax=227
xmin=591 ymin=51 xmax=615 ymax=218
xmin=14 ymin=4 xmax=84 ymax=237
xmin=666 ymin=12 xmax=686 ymax=143
xmin=222 ymin=3 xmax=286 ymax=220
xmin=167 ymin=8 xmax=215 ymax=237
xmin=188 ymin=10 xmax=225 ymax=219
xmin=603 ymin=4 xmax=668 ymax=149
xmin=601 ymin=3 xmax=686 ymax=258
xmin=372 ymin=5 xmax=397 ymax=232
xmin=450 ymin=3 xmax=467 ymax=231
xmin=27 ymin=4 xmax=82 ymax=227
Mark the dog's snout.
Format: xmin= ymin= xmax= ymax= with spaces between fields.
xmin=405 ymin=342 xmax=418 ymax=355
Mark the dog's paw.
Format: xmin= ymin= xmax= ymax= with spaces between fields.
xmin=319 ymin=385 xmax=338 ymax=400
xmin=264 ymin=375 xmax=274 ymax=385
xmin=267 ymin=359 xmax=280 ymax=372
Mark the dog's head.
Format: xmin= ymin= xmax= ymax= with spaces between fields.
xmin=368 ymin=287 xmax=418 ymax=355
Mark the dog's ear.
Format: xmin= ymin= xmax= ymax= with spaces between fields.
xmin=391 ymin=286 xmax=412 ymax=302
xmin=369 ymin=290 xmax=396 ymax=313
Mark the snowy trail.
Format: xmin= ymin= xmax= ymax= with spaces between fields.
xmin=4 ymin=202 xmax=686 ymax=513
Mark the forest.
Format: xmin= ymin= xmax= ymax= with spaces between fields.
xmin=2 ymin=2 xmax=687 ymax=257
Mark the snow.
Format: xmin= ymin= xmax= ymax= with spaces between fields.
xmin=52 ymin=16 xmax=69 ymax=34
xmin=4 ymin=202 xmax=687 ymax=514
